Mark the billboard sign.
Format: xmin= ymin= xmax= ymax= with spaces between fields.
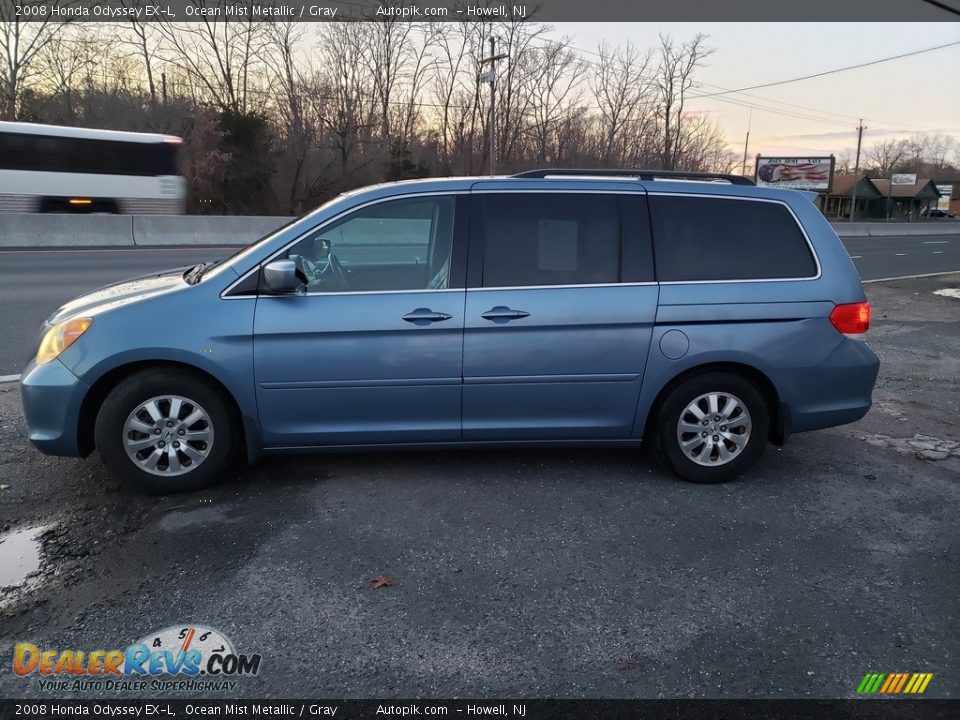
xmin=891 ymin=173 xmax=918 ymax=185
xmin=755 ymin=156 xmax=834 ymax=191
xmin=936 ymin=185 xmax=953 ymax=211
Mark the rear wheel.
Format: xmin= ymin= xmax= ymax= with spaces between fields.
xmin=94 ymin=369 xmax=236 ymax=494
xmin=655 ymin=372 xmax=769 ymax=484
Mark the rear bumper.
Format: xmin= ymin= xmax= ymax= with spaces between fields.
xmin=778 ymin=338 xmax=880 ymax=437
xmin=20 ymin=359 xmax=89 ymax=457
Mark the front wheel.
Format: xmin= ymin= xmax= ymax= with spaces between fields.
xmin=94 ymin=369 xmax=236 ymax=494
xmin=655 ymin=372 xmax=770 ymax=484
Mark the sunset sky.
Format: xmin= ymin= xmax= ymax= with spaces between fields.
xmin=562 ymin=23 xmax=960 ymax=165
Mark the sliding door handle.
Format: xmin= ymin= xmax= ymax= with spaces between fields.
xmin=402 ymin=308 xmax=453 ymax=324
xmin=481 ymin=306 xmax=530 ymax=321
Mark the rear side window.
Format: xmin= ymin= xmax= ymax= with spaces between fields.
xmin=649 ymin=195 xmax=817 ymax=281
xmin=478 ymin=193 xmax=620 ymax=287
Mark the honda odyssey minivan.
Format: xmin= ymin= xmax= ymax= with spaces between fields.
xmin=21 ymin=170 xmax=880 ymax=493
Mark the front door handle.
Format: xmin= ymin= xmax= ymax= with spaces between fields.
xmin=481 ymin=306 xmax=530 ymax=322
xmin=402 ymin=308 xmax=453 ymax=324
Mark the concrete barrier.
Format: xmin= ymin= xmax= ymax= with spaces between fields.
xmin=0 ymin=214 xmax=135 ymax=247
xmin=0 ymin=213 xmax=956 ymax=248
xmin=132 ymin=215 xmax=294 ymax=247
xmin=833 ymin=222 xmax=960 ymax=238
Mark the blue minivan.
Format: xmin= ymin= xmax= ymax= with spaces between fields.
xmin=20 ymin=170 xmax=880 ymax=493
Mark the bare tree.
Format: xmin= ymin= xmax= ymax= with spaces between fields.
xmin=262 ymin=21 xmax=314 ymax=212
xmin=156 ymin=0 xmax=270 ymax=113
xmin=118 ymin=0 xmax=163 ymax=104
xmin=315 ymin=23 xmax=375 ymax=184
xmin=363 ymin=17 xmax=413 ymax=142
xmin=526 ymin=40 xmax=587 ymax=164
xmin=866 ymin=138 xmax=909 ymax=175
xmin=591 ymin=40 xmax=655 ymax=166
xmin=0 ymin=1 xmax=68 ymax=119
xmin=36 ymin=25 xmax=107 ymax=123
xmin=656 ymin=33 xmax=712 ymax=170
xmin=428 ymin=22 xmax=474 ymax=170
xmin=679 ymin=113 xmax=736 ymax=172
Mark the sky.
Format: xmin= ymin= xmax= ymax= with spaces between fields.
xmin=556 ymin=23 xmax=960 ymax=165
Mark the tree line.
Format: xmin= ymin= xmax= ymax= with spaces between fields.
xmin=4 ymin=3 xmax=956 ymax=215
xmin=2 ymin=2 xmax=738 ymax=214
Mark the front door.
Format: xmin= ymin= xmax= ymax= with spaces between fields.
xmin=462 ymin=191 xmax=658 ymax=440
xmin=254 ymin=194 xmax=467 ymax=447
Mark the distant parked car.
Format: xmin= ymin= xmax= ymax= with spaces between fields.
xmin=926 ymin=208 xmax=955 ymax=218
xmin=20 ymin=169 xmax=880 ymax=493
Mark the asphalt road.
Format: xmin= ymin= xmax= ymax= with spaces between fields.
xmin=0 ymin=274 xmax=957 ymax=699
xmin=0 ymin=234 xmax=958 ymax=374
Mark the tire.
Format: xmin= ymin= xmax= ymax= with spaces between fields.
xmin=94 ymin=369 xmax=236 ymax=494
xmin=655 ymin=371 xmax=770 ymax=484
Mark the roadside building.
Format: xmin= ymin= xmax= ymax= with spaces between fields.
xmin=822 ymin=175 xmax=884 ymax=219
xmin=871 ymin=178 xmax=942 ymax=219
xmin=929 ymin=175 xmax=959 ymax=215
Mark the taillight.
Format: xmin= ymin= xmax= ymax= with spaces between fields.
xmin=830 ymin=302 xmax=871 ymax=337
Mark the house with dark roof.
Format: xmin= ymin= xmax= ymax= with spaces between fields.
xmin=870 ymin=178 xmax=942 ymax=220
xmin=822 ymin=175 xmax=884 ymax=219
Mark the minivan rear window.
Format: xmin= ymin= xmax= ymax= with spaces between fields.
xmin=648 ymin=195 xmax=817 ymax=282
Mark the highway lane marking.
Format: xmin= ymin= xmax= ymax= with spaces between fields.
xmin=923 ymin=241 xmax=949 ymax=244
xmin=850 ymin=255 xmax=863 ymax=259
xmin=895 ymin=253 xmax=907 ymax=256
xmin=864 ymin=270 xmax=960 ymax=283
xmin=0 ymin=374 xmax=21 ymax=383
xmin=933 ymin=251 xmax=944 ymax=254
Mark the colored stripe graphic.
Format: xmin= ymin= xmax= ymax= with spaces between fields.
xmin=857 ymin=672 xmax=933 ymax=694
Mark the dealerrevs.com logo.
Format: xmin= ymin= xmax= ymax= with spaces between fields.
xmin=13 ymin=624 xmax=262 ymax=693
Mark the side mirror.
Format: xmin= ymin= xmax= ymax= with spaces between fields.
xmin=262 ymin=259 xmax=300 ymax=294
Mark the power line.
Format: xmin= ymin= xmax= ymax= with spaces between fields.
xmin=690 ymin=40 xmax=960 ymax=98
xmin=690 ymin=81 xmax=949 ymax=133
xmin=918 ymin=0 xmax=960 ymax=18
xmin=536 ymin=38 xmax=943 ymax=133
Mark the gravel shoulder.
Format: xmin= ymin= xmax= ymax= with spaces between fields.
xmin=0 ymin=274 xmax=958 ymax=699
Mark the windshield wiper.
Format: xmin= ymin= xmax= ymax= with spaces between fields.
xmin=184 ymin=260 xmax=220 ymax=285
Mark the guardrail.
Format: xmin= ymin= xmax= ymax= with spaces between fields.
xmin=0 ymin=213 xmax=956 ymax=248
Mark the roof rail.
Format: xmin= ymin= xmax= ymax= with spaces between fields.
xmin=511 ymin=168 xmax=755 ymax=186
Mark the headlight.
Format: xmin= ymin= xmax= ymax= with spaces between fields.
xmin=36 ymin=317 xmax=93 ymax=365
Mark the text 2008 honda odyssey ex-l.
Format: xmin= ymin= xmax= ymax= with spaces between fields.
xmin=21 ymin=170 xmax=880 ymax=493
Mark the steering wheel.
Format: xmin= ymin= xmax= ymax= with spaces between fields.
xmin=327 ymin=252 xmax=348 ymax=288
xmin=298 ymin=237 xmax=348 ymax=290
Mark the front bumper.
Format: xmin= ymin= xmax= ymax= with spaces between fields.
xmin=20 ymin=358 xmax=90 ymax=457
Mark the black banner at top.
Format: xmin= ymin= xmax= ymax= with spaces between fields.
xmin=3 ymin=0 xmax=960 ymax=22
xmin=0 ymin=700 xmax=959 ymax=720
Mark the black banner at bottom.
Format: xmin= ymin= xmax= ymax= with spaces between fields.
xmin=1 ymin=700 xmax=958 ymax=720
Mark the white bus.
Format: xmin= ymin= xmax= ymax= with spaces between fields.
xmin=0 ymin=121 xmax=186 ymax=214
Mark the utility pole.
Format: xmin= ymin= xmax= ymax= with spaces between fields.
xmin=741 ymin=108 xmax=752 ymax=177
xmin=479 ymin=37 xmax=508 ymax=176
xmin=849 ymin=119 xmax=865 ymax=222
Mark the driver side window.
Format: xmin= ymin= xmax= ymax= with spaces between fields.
xmin=287 ymin=195 xmax=456 ymax=293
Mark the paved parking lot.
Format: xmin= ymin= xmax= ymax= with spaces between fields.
xmin=0 ymin=274 xmax=958 ymax=699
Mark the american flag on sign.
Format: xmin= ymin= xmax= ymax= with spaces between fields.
xmin=758 ymin=162 xmax=830 ymax=184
